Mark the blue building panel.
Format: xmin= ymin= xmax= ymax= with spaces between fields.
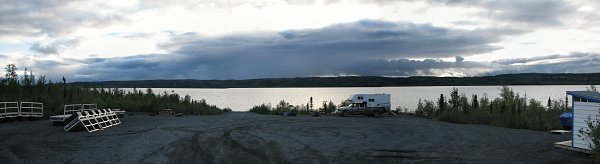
xmin=567 ymin=91 xmax=600 ymax=149
xmin=567 ymin=91 xmax=600 ymax=103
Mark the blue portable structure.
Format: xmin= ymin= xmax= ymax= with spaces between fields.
xmin=566 ymin=91 xmax=600 ymax=150
xmin=559 ymin=112 xmax=572 ymax=130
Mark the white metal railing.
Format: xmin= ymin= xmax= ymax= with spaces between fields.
xmin=1 ymin=102 xmax=21 ymax=118
xmin=51 ymin=104 xmax=97 ymax=122
xmin=82 ymin=104 xmax=98 ymax=110
xmin=64 ymin=104 xmax=83 ymax=115
xmin=19 ymin=102 xmax=43 ymax=117
xmin=0 ymin=102 xmax=44 ymax=118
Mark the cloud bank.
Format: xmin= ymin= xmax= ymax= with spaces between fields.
xmin=146 ymin=20 xmax=504 ymax=79
xmin=367 ymin=0 xmax=575 ymax=28
xmin=0 ymin=0 xmax=598 ymax=82
xmin=33 ymin=20 xmax=591 ymax=81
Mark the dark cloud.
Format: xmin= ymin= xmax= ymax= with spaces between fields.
xmin=17 ymin=50 xmax=600 ymax=82
xmin=53 ymin=19 xmax=507 ymax=81
xmin=0 ymin=0 xmax=126 ymax=39
xmin=366 ymin=0 xmax=575 ymax=28
xmin=146 ymin=19 xmax=506 ymax=79
xmin=29 ymin=39 xmax=80 ymax=55
xmin=471 ymin=0 xmax=574 ymax=27
xmin=67 ymin=52 xmax=600 ymax=81
xmin=487 ymin=53 xmax=600 ymax=75
xmin=68 ymin=54 xmax=490 ymax=81
xmin=70 ymin=54 xmax=195 ymax=81
xmin=33 ymin=60 xmax=71 ymax=68
xmin=341 ymin=58 xmax=489 ymax=77
xmin=455 ymin=56 xmax=464 ymax=62
xmin=168 ymin=19 xmax=503 ymax=58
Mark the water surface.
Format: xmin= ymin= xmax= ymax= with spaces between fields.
xmin=125 ymin=85 xmax=589 ymax=111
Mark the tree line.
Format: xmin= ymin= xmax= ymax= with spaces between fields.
xmin=408 ymin=86 xmax=569 ymax=131
xmin=0 ymin=64 xmax=224 ymax=116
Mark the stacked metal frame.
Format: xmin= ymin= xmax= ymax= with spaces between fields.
xmin=64 ymin=109 xmax=122 ymax=132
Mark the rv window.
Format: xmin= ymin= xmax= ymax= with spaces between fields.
xmin=574 ymin=97 xmax=581 ymax=102
xmin=358 ymin=96 xmax=363 ymax=100
xmin=369 ymin=99 xmax=374 ymax=102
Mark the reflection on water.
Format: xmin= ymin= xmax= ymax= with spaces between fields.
xmin=123 ymin=85 xmax=589 ymax=111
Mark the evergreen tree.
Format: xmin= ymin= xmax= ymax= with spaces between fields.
xmin=437 ymin=94 xmax=446 ymax=115
xmin=471 ymin=94 xmax=479 ymax=111
xmin=449 ymin=88 xmax=460 ymax=114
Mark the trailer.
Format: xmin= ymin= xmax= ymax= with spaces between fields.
xmin=338 ymin=94 xmax=391 ymax=117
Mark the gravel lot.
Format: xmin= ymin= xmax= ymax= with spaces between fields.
xmin=0 ymin=112 xmax=593 ymax=163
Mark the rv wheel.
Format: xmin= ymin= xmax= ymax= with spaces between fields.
xmin=373 ymin=111 xmax=381 ymax=117
xmin=342 ymin=111 xmax=349 ymax=117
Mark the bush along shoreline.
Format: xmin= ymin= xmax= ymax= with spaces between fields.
xmin=0 ymin=64 xmax=223 ymax=116
xmin=249 ymin=100 xmax=338 ymax=115
xmin=404 ymin=86 xmax=569 ymax=131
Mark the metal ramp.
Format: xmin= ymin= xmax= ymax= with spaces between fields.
xmin=64 ymin=109 xmax=122 ymax=132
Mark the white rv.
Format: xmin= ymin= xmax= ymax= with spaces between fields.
xmin=338 ymin=94 xmax=391 ymax=117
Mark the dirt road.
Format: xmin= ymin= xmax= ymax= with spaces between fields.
xmin=0 ymin=112 xmax=592 ymax=163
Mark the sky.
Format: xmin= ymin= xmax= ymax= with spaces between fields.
xmin=1 ymin=0 xmax=600 ymax=82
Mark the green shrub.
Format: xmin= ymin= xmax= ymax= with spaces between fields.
xmin=250 ymin=100 xmax=338 ymax=115
xmin=581 ymin=115 xmax=600 ymax=162
xmin=249 ymin=103 xmax=272 ymax=114
xmin=318 ymin=100 xmax=337 ymax=114
xmin=406 ymin=86 xmax=569 ymax=131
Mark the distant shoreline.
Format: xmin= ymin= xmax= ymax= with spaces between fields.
xmin=71 ymin=73 xmax=600 ymax=88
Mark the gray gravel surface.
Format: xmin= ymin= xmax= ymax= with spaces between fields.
xmin=0 ymin=112 xmax=593 ymax=163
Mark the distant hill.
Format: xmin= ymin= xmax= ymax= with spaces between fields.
xmin=72 ymin=73 xmax=600 ymax=88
